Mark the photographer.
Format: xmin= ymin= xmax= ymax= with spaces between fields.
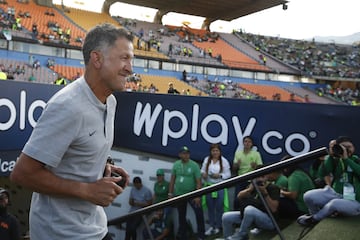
xmin=298 ymin=136 xmax=360 ymax=226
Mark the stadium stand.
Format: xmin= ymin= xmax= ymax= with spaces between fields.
xmin=0 ymin=58 xmax=57 ymax=84
xmin=239 ymin=31 xmax=360 ymax=79
xmin=1 ymin=0 xmax=86 ymax=47
xmin=56 ymin=5 xmax=120 ymax=31
xmin=52 ymin=64 xmax=83 ymax=81
xmin=220 ymin=32 xmax=300 ymax=75
xmin=239 ymin=83 xmax=304 ymax=102
xmin=112 ymin=17 xmax=170 ymax=60
xmin=283 ymin=86 xmax=341 ymax=104
xmin=139 ymin=74 xmax=202 ymax=95
xmin=1 ymin=1 xmax=359 ymax=106
xmin=193 ymin=38 xmax=271 ymax=71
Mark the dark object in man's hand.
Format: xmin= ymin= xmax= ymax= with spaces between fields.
xmin=111 ymin=171 xmax=127 ymax=188
xmin=332 ymin=144 xmax=344 ymax=158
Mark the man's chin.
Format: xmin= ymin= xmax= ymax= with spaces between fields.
xmin=115 ymin=82 xmax=125 ymax=92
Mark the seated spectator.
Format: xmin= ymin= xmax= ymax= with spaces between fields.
xmin=33 ymin=59 xmax=40 ymax=69
xmin=167 ymin=82 xmax=180 ymax=94
xmin=281 ymin=155 xmax=315 ymax=218
xmin=46 ymin=58 xmax=55 ymax=69
xmin=54 ymin=74 xmax=67 ymax=85
xmin=222 ymin=166 xmax=280 ymax=240
xmin=0 ymin=70 xmax=7 ymax=80
xmin=188 ymin=48 xmax=193 ymax=57
xmin=75 ymin=36 xmax=83 ymax=43
xmin=0 ymin=64 xmax=6 ymax=72
xmin=7 ymin=64 xmax=15 ymax=75
xmin=125 ymin=177 xmax=153 ymax=240
xmin=24 ymin=11 xmax=31 ymax=18
xmin=298 ymin=136 xmax=360 ymax=227
xmin=28 ymin=73 xmax=36 ymax=82
xmin=45 ymin=9 xmax=55 ymax=16
xmin=15 ymin=65 xmax=21 ymax=75
xmin=72 ymin=72 xmax=81 ymax=81
xmin=266 ymin=169 xmax=296 ymax=219
xmin=18 ymin=10 xmax=24 ymax=18
xmin=65 ymin=27 xmax=71 ymax=39
xmin=289 ymin=93 xmax=298 ymax=102
xmin=148 ymin=83 xmax=158 ymax=93
xmin=304 ymin=94 xmax=311 ymax=103
xmin=142 ymin=209 xmax=174 ymax=240
xmin=208 ymin=47 xmax=212 ymax=57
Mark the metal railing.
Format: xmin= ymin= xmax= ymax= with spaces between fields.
xmin=108 ymin=147 xmax=327 ymax=226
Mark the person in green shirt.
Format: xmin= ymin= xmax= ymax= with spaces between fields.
xmin=153 ymin=168 xmax=169 ymax=203
xmin=267 ymin=169 xmax=288 ymax=190
xmin=298 ymin=136 xmax=360 ymax=227
xmin=153 ymin=168 xmax=172 ymax=219
xmin=232 ymin=136 xmax=263 ymax=210
xmin=281 ymin=156 xmax=315 ymax=218
xmin=168 ymin=146 xmax=205 ymax=240
xmin=28 ymin=74 xmax=36 ymax=82
xmin=266 ymin=169 xmax=297 ymax=219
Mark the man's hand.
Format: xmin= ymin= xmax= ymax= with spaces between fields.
xmin=339 ymin=144 xmax=349 ymax=159
xmin=84 ymin=178 xmax=123 ymax=207
xmin=250 ymin=162 xmax=257 ymax=169
xmin=109 ymin=165 xmax=129 ymax=188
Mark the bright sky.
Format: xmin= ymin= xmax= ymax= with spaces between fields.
xmin=54 ymin=0 xmax=359 ymax=40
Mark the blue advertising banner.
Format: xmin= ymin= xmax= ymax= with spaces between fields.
xmin=113 ymin=92 xmax=360 ymax=164
xmin=0 ymin=81 xmax=61 ymax=151
xmin=1 ymin=80 xmax=360 ymax=175
xmin=0 ymin=150 xmax=21 ymax=176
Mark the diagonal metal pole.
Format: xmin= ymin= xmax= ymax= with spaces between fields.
xmin=252 ymin=179 xmax=286 ymax=240
xmin=142 ymin=214 xmax=154 ymax=240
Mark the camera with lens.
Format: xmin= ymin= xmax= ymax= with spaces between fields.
xmin=332 ymin=144 xmax=345 ymax=158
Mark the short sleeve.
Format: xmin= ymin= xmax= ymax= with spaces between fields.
xmin=23 ymin=100 xmax=80 ymax=167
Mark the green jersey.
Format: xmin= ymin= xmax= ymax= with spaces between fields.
xmin=154 ymin=180 xmax=170 ymax=203
xmin=233 ymin=150 xmax=263 ymax=175
xmin=288 ymin=170 xmax=315 ymax=213
xmin=275 ymin=174 xmax=288 ymax=190
xmin=172 ymin=159 xmax=201 ymax=196
xmin=324 ymin=155 xmax=360 ymax=201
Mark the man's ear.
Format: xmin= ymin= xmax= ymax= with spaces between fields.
xmin=90 ymin=51 xmax=102 ymax=68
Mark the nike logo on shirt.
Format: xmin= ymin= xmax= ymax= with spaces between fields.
xmin=89 ymin=130 xmax=96 ymax=136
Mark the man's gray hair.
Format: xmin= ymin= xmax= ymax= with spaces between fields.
xmin=82 ymin=23 xmax=133 ymax=65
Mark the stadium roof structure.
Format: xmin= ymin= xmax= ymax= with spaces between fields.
xmin=102 ymin=0 xmax=288 ymax=22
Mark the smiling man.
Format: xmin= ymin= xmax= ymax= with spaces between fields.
xmin=10 ymin=23 xmax=133 ymax=240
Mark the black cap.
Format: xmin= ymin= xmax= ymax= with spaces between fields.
xmin=179 ymin=146 xmax=190 ymax=153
